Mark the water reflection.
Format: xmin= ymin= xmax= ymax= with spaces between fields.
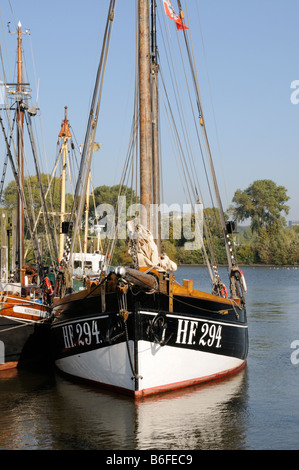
xmin=53 ymin=368 xmax=248 ymax=450
xmin=0 ymin=367 xmax=56 ymax=449
xmin=134 ymin=370 xmax=249 ymax=450
xmin=1 ymin=266 xmax=298 ymax=450
xmin=0 ymin=366 xmax=248 ymax=450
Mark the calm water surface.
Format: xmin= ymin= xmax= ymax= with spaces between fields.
xmin=0 ymin=266 xmax=298 ymax=450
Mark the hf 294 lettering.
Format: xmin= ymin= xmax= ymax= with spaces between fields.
xmin=176 ymin=319 xmax=222 ymax=348
xmin=62 ymin=320 xmax=103 ymax=349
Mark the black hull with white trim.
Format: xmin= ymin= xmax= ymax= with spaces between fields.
xmin=51 ymin=280 xmax=248 ymax=398
xmin=0 ymin=293 xmax=53 ymax=370
xmin=0 ymin=315 xmax=52 ymax=370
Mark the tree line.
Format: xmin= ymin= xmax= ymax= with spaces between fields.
xmin=1 ymin=177 xmax=298 ymax=266
xmin=172 ymin=179 xmax=299 ymax=266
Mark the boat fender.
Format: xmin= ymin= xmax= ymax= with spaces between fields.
xmin=43 ymin=276 xmax=54 ymax=305
xmin=44 ymin=276 xmax=53 ymax=295
xmin=221 ymin=284 xmax=228 ymax=298
xmin=240 ymin=270 xmax=247 ymax=293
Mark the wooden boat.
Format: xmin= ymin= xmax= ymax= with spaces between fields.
xmin=0 ymin=283 xmax=52 ymax=371
xmin=51 ymin=0 xmax=248 ymax=398
xmin=0 ymin=22 xmax=54 ymax=370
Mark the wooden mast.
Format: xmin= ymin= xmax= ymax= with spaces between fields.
xmin=138 ymin=0 xmax=152 ymax=229
xmin=16 ymin=21 xmax=25 ymax=284
xmin=151 ymin=1 xmax=161 ymax=251
xmin=83 ymin=175 xmax=90 ymax=255
xmin=58 ymin=106 xmax=72 ymax=261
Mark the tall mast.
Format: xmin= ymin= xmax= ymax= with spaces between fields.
xmin=63 ymin=1 xmax=115 ymax=267
xmin=139 ymin=0 xmax=152 ymax=229
xmin=83 ymin=174 xmax=90 ymax=255
xmin=151 ymin=0 xmax=161 ymax=251
xmin=58 ymin=106 xmax=72 ymax=261
xmin=16 ymin=21 xmax=25 ymax=284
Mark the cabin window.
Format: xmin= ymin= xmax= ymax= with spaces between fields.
xmin=74 ymin=260 xmax=82 ymax=269
xmin=84 ymin=261 xmax=93 ymax=270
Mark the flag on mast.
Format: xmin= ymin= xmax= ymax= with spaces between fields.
xmin=163 ymin=0 xmax=189 ymax=30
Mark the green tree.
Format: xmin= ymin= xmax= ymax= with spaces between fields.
xmin=91 ymin=184 xmax=138 ymax=213
xmin=2 ymin=174 xmax=73 ymax=262
xmin=229 ymin=180 xmax=289 ymax=235
xmin=2 ymin=174 xmax=73 ymax=215
xmin=255 ymin=226 xmax=299 ymax=265
xmin=234 ymin=227 xmax=258 ymax=264
xmin=89 ymin=184 xmax=139 ymax=263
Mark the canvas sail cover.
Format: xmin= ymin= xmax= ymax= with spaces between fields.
xmin=127 ymin=221 xmax=177 ymax=272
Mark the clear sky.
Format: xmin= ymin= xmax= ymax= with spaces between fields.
xmin=0 ymin=0 xmax=298 ymax=222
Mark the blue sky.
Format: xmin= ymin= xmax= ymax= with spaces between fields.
xmin=0 ymin=0 xmax=298 ymax=222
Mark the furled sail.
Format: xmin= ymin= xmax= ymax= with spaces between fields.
xmin=127 ymin=221 xmax=177 ymax=272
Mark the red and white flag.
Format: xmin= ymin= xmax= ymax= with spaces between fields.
xmin=163 ymin=0 xmax=189 ymax=30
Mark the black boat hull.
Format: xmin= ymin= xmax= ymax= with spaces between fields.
xmin=51 ymin=288 xmax=248 ymax=397
xmin=0 ymin=305 xmax=52 ymax=371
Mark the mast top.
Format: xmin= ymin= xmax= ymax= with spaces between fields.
xmin=58 ymin=106 xmax=72 ymax=139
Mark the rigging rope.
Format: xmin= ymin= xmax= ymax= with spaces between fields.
xmin=24 ymin=111 xmax=59 ymax=265
xmin=0 ymin=14 xmax=60 ymax=279
xmin=62 ymin=0 xmax=117 ymax=268
xmin=157 ymin=3 xmax=221 ymax=284
xmin=0 ymin=113 xmax=42 ymax=269
xmin=189 ymin=1 xmax=230 ymax=209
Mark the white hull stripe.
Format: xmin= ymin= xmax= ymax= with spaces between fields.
xmin=13 ymin=306 xmax=46 ymax=317
xmin=51 ymin=314 xmax=109 ymax=329
xmin=5 ymin=296 xmax=47 ymax=308
xmin=140 ymin=310 xmax=248 ymax=329
xmin=52 ymin=310 xmax=247 ymax=330
xmin=1 ymin=315 xmax=36 ymax=324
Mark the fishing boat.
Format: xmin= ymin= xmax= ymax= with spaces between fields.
xmin=51 ymin=0 xmax=248 ymax=398
xmin=0 ymin=22 xmax=55 ymax=371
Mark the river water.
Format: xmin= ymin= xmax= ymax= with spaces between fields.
xmin=0 ymin=266 xmax=298 ymax=451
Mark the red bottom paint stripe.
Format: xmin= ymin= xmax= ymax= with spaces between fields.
xmin=0 ymin=361 xmax=18 ymax=371
xmin=55 ymin=360 xmax=247 ymax=399
xmin=134 ymin=361 xmax=247 ymax=398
